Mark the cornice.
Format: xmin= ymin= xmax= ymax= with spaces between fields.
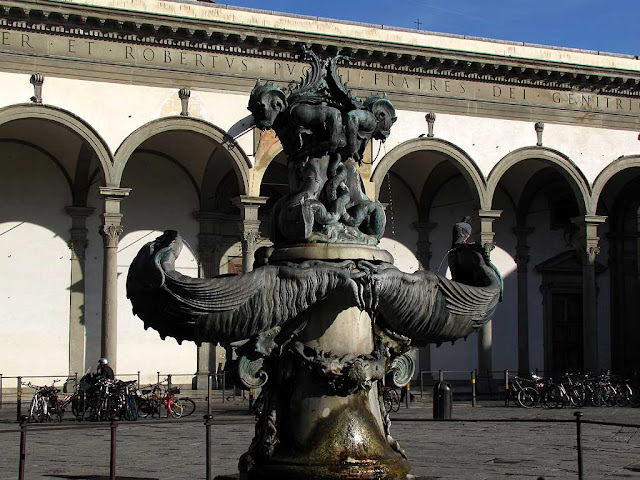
xmin=1 ymin=0 xmax=639 ymax=95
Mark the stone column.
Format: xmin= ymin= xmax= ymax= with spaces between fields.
xmin=513 ymin=226 xmax=534 ymax=376
xmin=65 ymin=206 xmax=94 ymax=382
xmin=476 ymin=210 xmax=502 ymax=377
xmin=233 ymin=196 xmax=268 ymax=273
xmin=572 ymin=215 xmax=607 ymax=373
xmin=412 ymin=221 xmax=437 ymax=377
xmin=99 ymin=187 xmax=130 ymax=374
xmin=194 ymin=230 xmax=223 ymax=390
xmin=412 ymin=221 xmax=438 ymax=270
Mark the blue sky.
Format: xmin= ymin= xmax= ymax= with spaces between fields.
xmin=223 ymin=0 xmax=639 ymax=57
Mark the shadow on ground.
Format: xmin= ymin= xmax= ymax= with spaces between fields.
xmin=45 ymin=476 xmax=159 ymax=480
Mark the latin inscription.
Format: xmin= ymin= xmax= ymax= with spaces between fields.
xmin=1 ymin=29 xmax=638 ymax=114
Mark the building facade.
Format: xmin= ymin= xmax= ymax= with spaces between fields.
xmin=1 ymin=0 xmax=639 ymax=384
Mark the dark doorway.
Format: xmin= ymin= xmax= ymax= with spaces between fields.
xmin=550 ymin=292 xmax=583 ymax=373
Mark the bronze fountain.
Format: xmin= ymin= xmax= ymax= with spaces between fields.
xmin=127 ymin=47 xmax=502 ymax=480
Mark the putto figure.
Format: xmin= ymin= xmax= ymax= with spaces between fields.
xmin=248 ymin=47 xmax=395 ymax=246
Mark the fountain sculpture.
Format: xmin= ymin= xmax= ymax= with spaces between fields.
xmin=127 ymin=47 xmax=502 ymax=480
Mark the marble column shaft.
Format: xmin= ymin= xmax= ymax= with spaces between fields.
xmin=514 ymin=226 xmax=534 ymax=376
xmin=476 ymin=210 xmax=502 ymax=377
xmin=66 ymin=205 xmax=94 ymax=380
xmin=572 ymin=215 xmax=606 ymax=373
xmin=99 ymin=187 xmax=130 ymax=373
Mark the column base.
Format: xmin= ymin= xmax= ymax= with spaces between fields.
xmin=193 ymin=373 xmax=216 ymax=390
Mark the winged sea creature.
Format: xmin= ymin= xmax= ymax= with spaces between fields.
xmin=127 ymin=229 xmax=502 ymax=349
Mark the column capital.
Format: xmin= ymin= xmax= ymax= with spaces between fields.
xmin=100 ymin=222 xmax=123 ymax=248
xmin=65 ymin=205 xmax=95 ymax=219
xmin=99 ymin=187 xmax=131 ymax=200
xmin=477 ymin=210 xmax=502 ymax=256
xmin=411 ymin=221 xmax=438 ymax=233
xmin=571 ymin=215 xmax=607 ymax=264
xmin=232 ymin=196 xmax=268 ymax=222
xmin=199 ymin=232 xmax=223 ymax=262
xmin=512 ymin=226 xmax=534 ymax=239
xmin=477 ymin=209 xmax=503 ymax=219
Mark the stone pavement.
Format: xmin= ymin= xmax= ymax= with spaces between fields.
xmin=1 ymin=398 xmax=639 ymax=479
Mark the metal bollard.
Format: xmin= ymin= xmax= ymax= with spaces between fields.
xmin=16 ymin=376 xmax=22 ymax=421
xmin=0 ymin=373 xmax=3 ymax=409
xmin=110 ymin=418 xmax=117 ymax=480
xmin=137 ymin=371 xmax=141 ymax=386
xmin=471 ymin=370 xmax=477 ymax=407
xmin=575 ymin=411 xmax=584 ymax=480
xmin=504 ymin=369 xmax=509 ymax=407
xmin=157 ymin=371 xmax=160 ymax=385
xmin=438 ymin=370 xmax=444 ymax=382
xmin=167 ymin=375 xmax=173 ymax=419
xmin=207 ymin=374 xmax=212 ymax=416
xmin=204 ymin=414 xmax=213 ymax=480
xmin=18 ymin=415 xmax=28 ymax=480
xmin=419 ymin=371 xmax=423 ymax=398
xmin=222 ymin=374 xmax=226 ymax=403
xmin=405 ymin=383 xmax=410 ymax=409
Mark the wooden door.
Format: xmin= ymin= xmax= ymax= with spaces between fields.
xmin=551 ymin=292 xmax=583 ymax=373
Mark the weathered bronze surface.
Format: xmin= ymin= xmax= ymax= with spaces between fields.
xmin=127 ymin=49 xmax=502 ymax=479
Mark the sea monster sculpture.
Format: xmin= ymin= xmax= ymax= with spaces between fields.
xmin=127 ymin=49 xmax=502 ymax=480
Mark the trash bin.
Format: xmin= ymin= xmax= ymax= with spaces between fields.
xmin=433 ymin=381 xmax=452 ymax=419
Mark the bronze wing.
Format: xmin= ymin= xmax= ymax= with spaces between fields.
xmin=126 ymin=230 xmax=358 ymax=346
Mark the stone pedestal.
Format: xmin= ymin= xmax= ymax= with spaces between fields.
xmin=231 ymin=244 xmax=410 ymax=480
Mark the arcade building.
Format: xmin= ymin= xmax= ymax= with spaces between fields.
xmin=0 ymin=0 xmax=639 ymax=385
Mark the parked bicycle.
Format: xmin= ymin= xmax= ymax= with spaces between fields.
xmin=137 ymin=380 xmax=195 ymax=418
xmin=382 ymin=386 xmax=400 ymax=413
xmin=25 ymin=380 xmax=63 ymax=423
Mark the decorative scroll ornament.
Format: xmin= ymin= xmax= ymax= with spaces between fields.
xmin=388 ymin=352 xmax=416 ymax=388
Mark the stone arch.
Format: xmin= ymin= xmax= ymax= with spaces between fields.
xmin=592 ymin=155 xmax=640 ymax=211
xmin=0 ymin=103 xmax=114 ymax=185
xmin=487 ymin=147 xmax=591 ymax=215
xmin=113 ymin=116 xmax=251 ymax=194
xmin=250 ymin=137 xmax=284 ymax=197
xmin=371 ymin=137 xmax=487 ymax=209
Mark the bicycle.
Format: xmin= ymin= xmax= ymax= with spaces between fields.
xmin=25 ymin=380 xmax=63 ymax=423
xmin=382 ymin=386 xmax=400 ymax=413
xmin=137 ymin=381 xmax=185 ymax=418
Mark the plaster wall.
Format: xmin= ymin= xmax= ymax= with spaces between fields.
xmin=381 ymin=109 xmax=640 ymax=183
xmin=116 ymin=151 xmax=198 ymax=384
xmin=0 ymin=73 xmax=254 ymax=166
xmin=0 ymin=142 xmax=72 ymax=376
xmin=2 ymin=68 xmax=639 ymax=194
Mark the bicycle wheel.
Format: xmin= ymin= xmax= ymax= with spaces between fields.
xmin=169 ymin=399 xmax=184 ymax=418
xmin=382 ymin=392 xmax=392 ymax=413
xmin=390 ymin=389 xmax=401 ymax=412
xmin=603 ymin=386 xmax=617 ymax=407
xmin=49 ymin=398 xmax=63 ymax=422
xmin=179 ymin=397 xmax=196 ymax=417
xmin=125 ymin=395 xmax=138 ymax=421
xmin=630 ymin=386 xmax=640 ymax=408
xmin=567 ymin=386 xmax=584 ymax=408
xmin=517 ymin=387 xmax=539 ymax=408
xmin=542 ymin=386 xmax=563 ymax=408
xmin=29 ymin=395 xmax=46 ymax=422
xmin=137 ymin=398 xmax=153 ymax=419
xmin=615 ymin=386 xmax=631 ymax=407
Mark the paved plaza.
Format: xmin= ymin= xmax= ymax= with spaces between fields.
xmin=1 ymin=397 xmax=639 ymax=480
